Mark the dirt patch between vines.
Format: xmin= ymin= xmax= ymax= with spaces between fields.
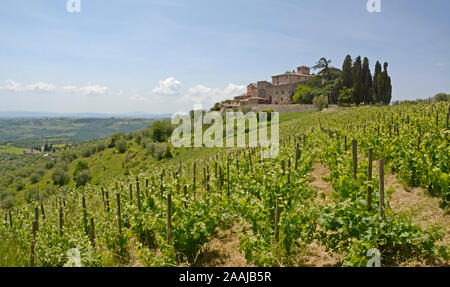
xmin=193 ymin=222 xmax=252 ymax=267
xmin=309 ymin=161 xmax=333 ymax=203
xmin=386 ymin=174 xmax=449 ymax=247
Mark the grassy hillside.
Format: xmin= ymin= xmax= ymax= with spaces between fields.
xmin=0 ymin=118 xmax=157 ymax=147
xmin=0 ymin=105 xmax=448 ymax=267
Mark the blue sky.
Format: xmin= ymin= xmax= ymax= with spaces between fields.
xmin=0 ymin=0 xmax=449 ymax=114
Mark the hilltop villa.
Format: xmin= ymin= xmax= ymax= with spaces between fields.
xmin=222 ymin=65 xmax=315 ymax=109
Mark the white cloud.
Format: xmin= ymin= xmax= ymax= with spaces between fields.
xmin=1 ymin=80 xmax=56 ymax=92
xmin=181 ymin=83 xmax=245 ymax=108
xmin=80 ymin=85 xmax=109 ymax=96
xmin=62 ymin=85 xmax=78 ymax=92
xmin=436 ymin=62 xmax=447 ymax=67
xmin=152 ymin=77 xmax=181 ymax=96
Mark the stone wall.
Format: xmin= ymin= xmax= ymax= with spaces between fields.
xmin=250 ymin=104 xmax=318 ymax=114
xmin=266 ymin=83 xmax=298 ymax=104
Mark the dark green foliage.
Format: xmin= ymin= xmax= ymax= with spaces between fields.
xmin=151 ymin=121 xmax=173 ymax=143
xmin=338 ymin=87 xmax=354 ymax=105
xmin=115 ymin=139 xmax=127 ymax=154
xmin=373 ymin=61 xmax=382 ymax=103
xmin=341 ymin=55 xmax=353 ymax=89
xmin=293 ymin=85 xmax=313 ymax=103
xmin=376 ymin=62 xmax=392 ymax=105
xmin=162 ymin=146 xmax=173 ymax=159
xmin=312 ymin=57 xmax=332 ymax=81
xmin=433 ymin=93 xmax=449 ymax=102
xmin=352 ymin=56 xmax=364 ymax=105
xmin=51 ymin=168 xmax=70 ymax=186
xmin=362 ymin=57 xmax=374 ymax=104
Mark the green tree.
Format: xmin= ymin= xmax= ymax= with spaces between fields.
xmin=373 ymin=61 xmax=382 ymax=103
xmin=341 ymin=55 xmax=353 ymax=89
xmin=163 ymin=145 xmax=173 ymax=159
xmin=338 ymin=87 xmax=354 ymax=105
xmin=352 ymin=56 xmax=364 ymax=105
xmin=377 ymin=62 xmax=392 ymax=105
xmin=313 ymin=95 xmax=328 ymax=110
xmin=293 ymin=84 xmax=313 ymax=103
xmin=52 ymin=168 xmax=70 ymax=186
xmin=73 ymin=160 xmax=91 ymax=187
xmin=362 ymin=57 xmax=374 ymax=104
xmin=433 ymin=93 xmax=449 ymax=102
xmin=151 ymin=121 xmax=173 ymax=142
xmin=312 ymin=57 xmax=332 ymax=81
xmin=115 ymin=139 xmax=127 ymax=153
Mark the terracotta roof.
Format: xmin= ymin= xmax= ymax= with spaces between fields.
xmin=297 ymin=65 xmax=310 ymax=69
xmin=272 ymin=73 xmax=314 ymax=78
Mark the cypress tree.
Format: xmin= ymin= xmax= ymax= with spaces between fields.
xmin=362 ymin=57 xmax=373 ymax=104
xmin=352 ymin=56 xmax=364 ymax=105
xmin=373 ymin=61 xmax=382 ymax=103
xmin=341 ymin=55 xmax=353 ymax=89
xmin=381 ymin=62 xmax=392 ymax=105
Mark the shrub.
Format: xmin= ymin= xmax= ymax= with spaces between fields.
xmin=29 ymin=173 xmax=41 ymax=184
xmin=313 ymin=95 xmax=329 ymax=110
xmin=52 ymin=168 xmax=70 ymax=186
xmin=293 ymin=85 xmax=313 ymax=103
xmin=73 ymin=170 xmax=91 ymax=188
xmin=433 ymin=93 xmax=449 ymax=102
xmin=338 ymin=87 xmax=354 ymax=105
xmin=163 ymin=146 xmax=173 ymax=159
xmin=60 ymin=151 xmax=78 ymax=163
xmin=151 ymin=121 xmax=173 ymax=142
xmin=116 ymin=139 xmax=127 ymax=153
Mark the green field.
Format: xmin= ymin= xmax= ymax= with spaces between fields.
xmin=0 ymin=145 xmax=23 ymax=154
xmin=0 ymin=118 xmax=158 ymax=147
xmin=0 ymin=103 xmax=448 ymax=267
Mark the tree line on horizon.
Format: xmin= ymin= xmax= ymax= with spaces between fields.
xmin=338 ymin=55 xmax=392 ymax=105
xmin=294 ymin=55 xmax=393 ymax=106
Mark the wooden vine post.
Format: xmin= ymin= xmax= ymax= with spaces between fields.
xmin=89 ymin=217 xmax=95 ymax=247
xmin=129 ymin=183 xmax=133 ymax=203
xmin=183 ymin=185 xmax=188 ymax=208
xmin=30 ymin=220 xmax=38 ymax=267
xmin=9 ymin=210 xmax=12 ymax=228
xmin=136 ymin=177 xmax=141 ymax=211
xmin=160 ymin=172 xmax=164 ymax=199
xmin=167 ymin=193 xmax=172 ymax=245
xmin=379 ymin=159 xmax=385 ymax=219
xmin=193 ymin=162 xmax=197 ymax=191
xmin=249 ymin=151 xmax=253 ymax=173
xmin=227 ymin=157 xmax=230 ymax=197
xmin=116 ymin=193 xmax=122 ymax=235
xmin=352 ymin=140 xmax=358 ymax=180
xmin=105 ymin=189 xmax=110 ymax=212
xmin=40 ymin=203 xmax=45 ymax=220
xmin=287 ymin=159 xmax=291 ymax=184
xmin=295 ymin=143 xmax=299 ymax=170
xmin=34 ymin=207 xmax=39 ymax=232
xmin=367 ymin=148 xmax=373 ymax=211
xmin=59 ymin=207 xmax=64 ymax=237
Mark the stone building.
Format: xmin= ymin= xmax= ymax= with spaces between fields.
xmin=229 ymin=65 xmax=315 ymax=107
